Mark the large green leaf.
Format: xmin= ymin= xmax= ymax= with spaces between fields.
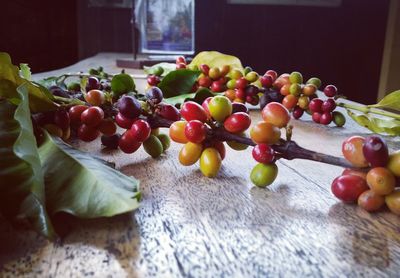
xmin=189 ymin=51 xmax=244 ymax=71
xmin=164 ymin=87 xmax=220 ymax=106
xmin=0 ymin=83 xmax=54 ymax=238
xmin=369 ymin=90 xmax=400 ymax=112
xmin=158 ymin=69 xmax=200 ymax=98
xmin=0 ymin=52 xmax=57 ymax=112
xmin=347 ymin=110 xmax=400 ymax=135
xmin=38 ymin=133 xmax=141 ymax=218
xmin=111 ymin=73 xmax=136 ymax=98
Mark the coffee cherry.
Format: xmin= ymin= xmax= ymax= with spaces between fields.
xmin=250 ymin=163 xmax=278 ymax=188
xmin=85 ymin=89 xmax=105 ymax=106
xmin=385 ymin=190 xmax=400 ymax=215
xmin=185 ymin=120 xmax=207 ymax=143
xmin=306 ymin=77 xmax=322 ymax=89
xmin=262 ymin=102 xmax=290 ymax=128
xmin=235 ymin=88 xmax=246 ymax=100
xmin=280 ymin=84 xmax=291 ymax=96
xmin=101 ymin=134 xmax=121 ymax=149
xmin=200 ymin=64 xmax=210 ymax=75
xmin=208 ymin=67 xmax=221 ymax=80
xmin=115 ymin=112 xmax=135 ymax=129
xmin=69 ymin=105 xmax=88 ymax=125
xmin=118 ymin=130 xmax=141 ymax=154
xmin=78 ymin=124 xmax=100 ymax=142
xmin=366 ymin=167 xmax=395 ymax=195
xmin=302 ymin=84 xmax=317 ymax=96
xmin=232 ymin=102 xmax=249 ymax=114
xmin=245 ymin=71 xmax=259 ymax=82
xmin=201 ymin=97 xmax=213 ymax=118
xmin=260 ymin=75 xmax=273 ymax=88
xmin=226 ymin=79 xmax=236 ymax=90
xmin=289 ymin=83 xmax=302 ymax=97
xmin=358 ymin=190 xmax=385 ymax=212
xmin=342 ymin=168 xmax=367 ymax=180
xmin=200 ymin=148 xmax=222 ymax=178
xmin=220 ymin=65 xmax=230 ymax=76
xmin=342 ymin=136 xmax=369 ymax=167
xmin=130 ymin=119 xmax=151 ymax=142
xmin=235 ymin=77 xmax=248 ymax=89
xmin=176 ymin=56 xmax=186 ymax=65
xmin=250 ymin=122 xmax=281 ymax=144
xmin=98 ymin=119 xmax=117 ymax=136
xmin=81 ymin=106 xmax=104 ymax=127
xmin=321 ymin=99 xmax=336 ymax=112
xmin=54 ymin=109 xmax=70 ymax=130
xmin=211 ymin=81 xmax=225 ymax=92
xmin=312 ymin=112 xmax=321 ymax=123
xmin=324 ymin=85 xmax=337 ymax=97
xmin=224 ymin=89 xmax=236 ymax=101
xmin=309 ymin=98 xmax=323 ymax=113
xmin=208 ymin=96 xmax=233 ymax=122
xmin=332 ymin=111 xmax=346 ymax=127
xmin=282 ymin=95 xmax=298 ymax=110
xmin=227 ymin=133 xmax=249 ymax=151
xmin=387 ymin=151 xmax=400 ymax=177
xmin=259 ymin=94 xmax=271 ymax=110
xmin=117 ymin=96 xmax=142 ymax=119
xmin=176 ymin=63 xmax=186 ymax=69
xmin=143 ymin=135 xmax=163 ymax=158
xmin=362 ymin=135 xmax=389 ymax=167
xmin=247 ymin=95 xmax=259 ymax=106
xmin=181 ymin=101 xmax=208 ymax=122
xmin=87 ymin=76 xmax=100 ymax=91
xmin=292 ymin=106 xmax=304 ymax=119
xmin=145 ymin=87 xmax=163 ymax=104
xmin=289 ymin=71 xmax=303 ymax=84
xmin=320 ymin=112 xmax=333 ymax=125
xmin=169 ymin=121 xmax=188 ymax=143
xmin=252 ymin=144 xmax=275 ymax=163
xmin=331 ymin=175 xmax=369 ymax=203
xmin=230 ymin=69 xmax=243 ymax=80
xmin=179 ymin=142 xmax=203 ymax=166
xmin=157 ymin=103 xmax=181 ymax=121
xmin=157 ymin=133 xmax=171 ymax=152
xmin=245 ymin=85 xmax=259 ymax=97
xmin=198 ymin=76 xmax=212 ymax=87
xmin=147 ymin=75 xmax=160 ymax=86
xmin=265 ymin=70 xmax=278 ymax=81
xmin=273 ymin=73 xmax=290 ymax=90
xmin=224 ymin=112 xmax=251 ymax=133
xmin=297 ymin=96 xmax=309 ymax=110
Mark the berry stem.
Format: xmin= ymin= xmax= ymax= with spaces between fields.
xmin=147 ymin=115 xmax=365 ymax=170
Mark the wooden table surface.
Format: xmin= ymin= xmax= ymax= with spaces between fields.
xmin=1 ymin=53 xmax=400 ymax=277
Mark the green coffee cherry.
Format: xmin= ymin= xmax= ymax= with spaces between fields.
xmin=332 ymin=111 xmax=346 ymax=127
xmin=157 ymin=133 xmax=171 ymax=152
xmin=143 ymin=135 xmax=163 ymax=158
xmin=250 ymin=163 xmax=278 ymax=187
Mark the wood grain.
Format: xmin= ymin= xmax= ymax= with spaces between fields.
xmin=1 ymin=53 xmax=400 ymax=277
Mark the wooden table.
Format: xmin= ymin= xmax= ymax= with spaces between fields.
xmin=1 ymin=53 xmax=400 ymax=277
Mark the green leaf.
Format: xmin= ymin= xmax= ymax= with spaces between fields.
xmin=19 ymin=63 xmax=31 ymax=80
xmin=111 ymin=73 xmax=136 ymax=98
xmin=0 ymin=83 xmax=54 ymax=238
xmin=35 ymin=76 xmax=58 ymax=88
xmin=0 ymin=52 xmax=57 ymax=113
xmin=158 ymin=69 xmax=200 ymax=98
xmin=144 ymin=62 xmax=175 ymax=76
xmin=346 ymin=109 xmax=400 ymax=135
xmin=164 ymin=87 xmax=219 ymax=106
xmin=369 ymin=90 xmax=400 ymax=112
xmin=38 ymin=133 xmax=141 ymax=218
xmin=189 ymin=51 xmax=244 ymax=71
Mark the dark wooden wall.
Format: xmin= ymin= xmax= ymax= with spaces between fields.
xmin=0 ymin=0 xmax=390 ymax=103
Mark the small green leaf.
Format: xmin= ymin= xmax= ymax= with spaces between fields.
xmin=144 ymin=62 xmax=175 ymax=76
xmin=189 ymin=51 xmax=244 ymax=71
xmin=158 ymin=69 xmax=200 ymax=98
xmin=164 ymin=87 xmax=219 ymax=106
xmin=0 ymin=83 xmax=54 ymax=238
xmin=36 ymin=76 xmax=58 ymax=88
xmin=369 ymin=90 xmax=400 ymax=112
xmin=38 ymin=133 xmax=141 ymax=218
xmin=111 ymin=73 xmax=135 ymax=98
xmin=346 ymin=109 xmax=400 ymax=135
xmin=19 ymin=63 xmax=31 ymax=80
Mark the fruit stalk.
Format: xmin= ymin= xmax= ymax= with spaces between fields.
xmin=336 ymin=101 xmax=400 ymax=120
xmin=147 ymin=115 xmax=363 ymax=169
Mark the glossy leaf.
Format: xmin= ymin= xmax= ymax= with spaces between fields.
xmin=189 ymin=51 xmax=244 ymax=71
xmin=38 ymin=133 xmax=141 ymax=218
xmin=158 ymin=69 xmax=200 ymax=98
xmin=144 ymin=62 xmax=176 ymax=76
xmin=0 ymin=83 xmax=54 ymax=238
xmin=369 ymin=90 xmax=400 ymax=112
xmin=0 ymin=52 xmax=57 ymax=112
xmin=347 ymin=110 xmax=400 ymax=135
xmin=111 ymin=73 xmax=136 ymax=98
xmin=164 ymin=87 xmax=219 ymax=106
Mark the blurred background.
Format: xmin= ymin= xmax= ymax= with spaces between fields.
xmin=1 ymin=0 xmax=399 ymax=104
